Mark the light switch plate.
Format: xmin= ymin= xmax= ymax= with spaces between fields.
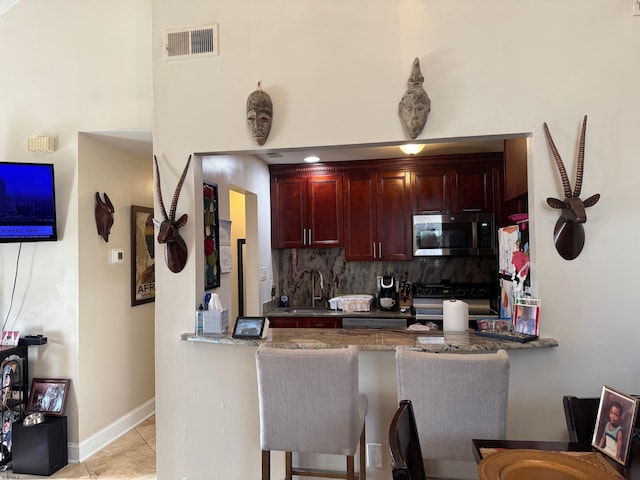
xmin=109 ymin=248 xmax=124 ymax=265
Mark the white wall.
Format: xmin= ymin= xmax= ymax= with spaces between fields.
xmin=0 ymin=0 xmax=154 ymax=459
xmin=153 ymin=1 xmax=640 ymax=479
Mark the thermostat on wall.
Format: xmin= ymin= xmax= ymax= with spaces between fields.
xmin=109 ymin=248 xmax=124 ymax=265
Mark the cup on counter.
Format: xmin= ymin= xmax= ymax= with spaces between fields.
xmin=380 ymin=297 xmax=396 ymax=309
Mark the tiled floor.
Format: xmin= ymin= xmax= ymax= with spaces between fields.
xmin=4 ymin=415 xmax=156 ymax=480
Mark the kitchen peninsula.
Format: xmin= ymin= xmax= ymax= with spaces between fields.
xmin=180 ymin=329 xmax=557 ymax=479
xmin=180 ymin=328 xmax=558 ymax=351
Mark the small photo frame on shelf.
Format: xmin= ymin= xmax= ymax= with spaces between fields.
xmin=232 ymin=317 xmax=269 ymax=339
xmin=26 ymin=378 xmax=70 ymax=416
xmin=592 ymin=385 xmax=639 ymax=465
xmin=513 ymin=297 xmax=540 ymax=336
xmin=0 ymin=331 xmax=19 ymax=347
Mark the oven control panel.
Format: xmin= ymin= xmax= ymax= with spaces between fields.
xmin=412 ymin=283 xmax=492 ymax=299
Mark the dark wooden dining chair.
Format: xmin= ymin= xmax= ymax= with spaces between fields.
xmin=388 ymin=400 xmax=426 ymax=480
xmin=563 ymin=394 xmax=640 ymax=444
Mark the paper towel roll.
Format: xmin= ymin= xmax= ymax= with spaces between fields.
xmin=443 ymin=299 xmax=469 ymax=332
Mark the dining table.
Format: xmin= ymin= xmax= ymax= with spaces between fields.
xmin=473 ymin=438 xmax=640 ymax=480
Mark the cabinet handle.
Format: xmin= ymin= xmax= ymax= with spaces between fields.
xmin=462 ymin=208 xmax=482 ymax=212
xmin=378 ymin=242 xmax=382 ymax=258
xmin=373 ymin=242 xmax=377 ymax=259
xmin=308 ymin=229 xmax=312 ymax=245
xmin=303 ymin=228 xmax=307 ymax=245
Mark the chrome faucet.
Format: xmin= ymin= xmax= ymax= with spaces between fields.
xmin=311 ymin=270 xmax=324 ymax=308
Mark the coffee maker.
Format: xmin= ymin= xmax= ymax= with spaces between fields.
xmin=377 ymin=275 xmax=399 ymax=311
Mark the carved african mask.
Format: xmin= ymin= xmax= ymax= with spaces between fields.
xmin=247 ymin=82 xmax=273 ymax=146
xmin=95 ymin=192 xmax=114 ymax=242
xmin=399 ymin=58 xmax=431 ymax=139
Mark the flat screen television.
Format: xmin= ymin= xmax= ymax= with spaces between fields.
xmin=0 ymin=162 xmax=58 ymax=242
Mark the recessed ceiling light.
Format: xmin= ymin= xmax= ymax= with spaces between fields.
xmin=399 ymin=144 xmax=425 ymax=155
xmin=304 ymin=155 xmax=320 ymax=163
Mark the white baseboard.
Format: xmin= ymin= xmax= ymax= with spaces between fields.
xmin=67 ymin=398 xmax=155 ymax=463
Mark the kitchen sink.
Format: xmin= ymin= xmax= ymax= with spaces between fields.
xmin=282 ymin=308 xmax=330 ymax=314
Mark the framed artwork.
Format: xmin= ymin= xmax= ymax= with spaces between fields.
xmin=131 ymin=205 xmax=155 ymax=306
xmin=203 ymin=183 xmax=221 ymax=289
xmin=592 ymin=385 xmax=639 ymax=465
xmin=26 ymin=378 xmax=70 ymax=416
xmin=513 ymin=297 xmax=540 ymax=336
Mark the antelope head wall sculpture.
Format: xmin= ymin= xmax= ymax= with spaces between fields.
xmin=153 ymin=155 xmax=192 ymax=273
xmin=543 ymin=115 xmax=600 ymax=260
xmin=95 ymin=192 xmax=114 ymax=242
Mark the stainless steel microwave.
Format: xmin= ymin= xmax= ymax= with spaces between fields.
xmin=413 ymin=213 xmax=496 ymax=256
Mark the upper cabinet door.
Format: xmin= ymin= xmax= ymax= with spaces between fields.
xmin=343 ymin=172 xmax=377 ymax=261
xmin=271 ymin=176 xmax=307 ymax=248
xmin=412 ymin=168 xmax=450 ymax=214
xmin=504 ymin=137 xmax=528 ymax=201
xmin=344 ymin=170 xmax=411 ymax=261
xmin=451 ymin=165 xmax=493 ymax=213
xmin=376 ymin=171 xmax=412 ymax=261
xmin=307 ymin=175 xmax=343 ymax=247
xmin=271 ymin=174 xmax=343 ymax=248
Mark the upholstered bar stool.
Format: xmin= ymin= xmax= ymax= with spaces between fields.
xmin=395 ymin=348 xmax=510 ymax=468
xmin=256 ymin=344 xmax=368 ymax=480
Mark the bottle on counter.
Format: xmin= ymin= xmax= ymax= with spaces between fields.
xmin=279 ymin=293 xmax=289 ymax=308
xmin=195 ymin=304 xmax=204 ymax=336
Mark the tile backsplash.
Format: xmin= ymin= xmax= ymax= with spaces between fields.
xmin=273 ymin=248 xmax=497 ymax=309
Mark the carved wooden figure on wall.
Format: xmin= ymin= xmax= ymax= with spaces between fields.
xmin=153 ymin=155 xmax=192 ymax=273
xmin=95 ymin=192 xmax=114 ymax=242
xmin=246 ymin=81 xmax=273 ymax=146
xmin=543 ymin=115 xmax=600 ymax=260
xmin=399 ymin=57 xmax=431 ymax=139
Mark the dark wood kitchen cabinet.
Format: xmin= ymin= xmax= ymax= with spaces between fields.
xmin=271 ymin=173 xmax=343 ymax=248
xmin=268 ymin=317 xmax=342 ymax=328
xmin=451 ymin=164 xmax=494 ymax=213
xmin=344 ymin=169 xmax=411 ymax=261
xmin=412 ymin=155 xmax=501 ymax=215
xmin=412 ymin=167 xmax=450 ymax=213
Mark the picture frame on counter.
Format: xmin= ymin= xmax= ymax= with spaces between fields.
xmin=513 ymin=297 xmax=540 ymax=336
xmin=592 ymin=385 xmax=639 ymax=465
xmin=232 ymin=317 xmax=269 ymax=339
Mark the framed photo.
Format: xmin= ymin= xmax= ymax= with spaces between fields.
xmin=131 ymin=205 xmax=155 ymax=306
xmin=513 ymin=297 xmax=540 ymax=336
xmin=232 ymin=317 xmax=269 ymax=339
xmin=592 ymin=385 xmax=639 ymax=465
xmin=203 ymin=183 xmax=221 ymax=289
xmin=26 ymin=378 xmax=70 ymax=416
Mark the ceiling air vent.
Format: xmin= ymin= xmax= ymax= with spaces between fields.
xmin=164 ymin=24 xmax=218 ymax=61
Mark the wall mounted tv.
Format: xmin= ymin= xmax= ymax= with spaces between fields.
xmin=0 ymin=162 xmax=58 ymax=242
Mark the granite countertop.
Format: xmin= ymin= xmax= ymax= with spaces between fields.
xmin=180 ymin=328 xmax=558 ymax=353
xmin=266 ymin=307 xmax=415 ymax=318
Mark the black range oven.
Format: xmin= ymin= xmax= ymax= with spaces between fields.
xmin=412 ymin=282 xmax=498 ymax=328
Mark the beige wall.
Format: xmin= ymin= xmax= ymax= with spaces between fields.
xmin=78 ymin=134 xmax=155 ymax=443
xmin=152 ymin=1 xmax=640 ymax=479
xmin=0 ymin=0 xmax=154 ymax=462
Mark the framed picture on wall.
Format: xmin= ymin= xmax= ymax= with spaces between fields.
xmin=204 ymin=183 xmax=221 ymax=289
xmin=131 ymin=205 xmax=155 ymax=306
